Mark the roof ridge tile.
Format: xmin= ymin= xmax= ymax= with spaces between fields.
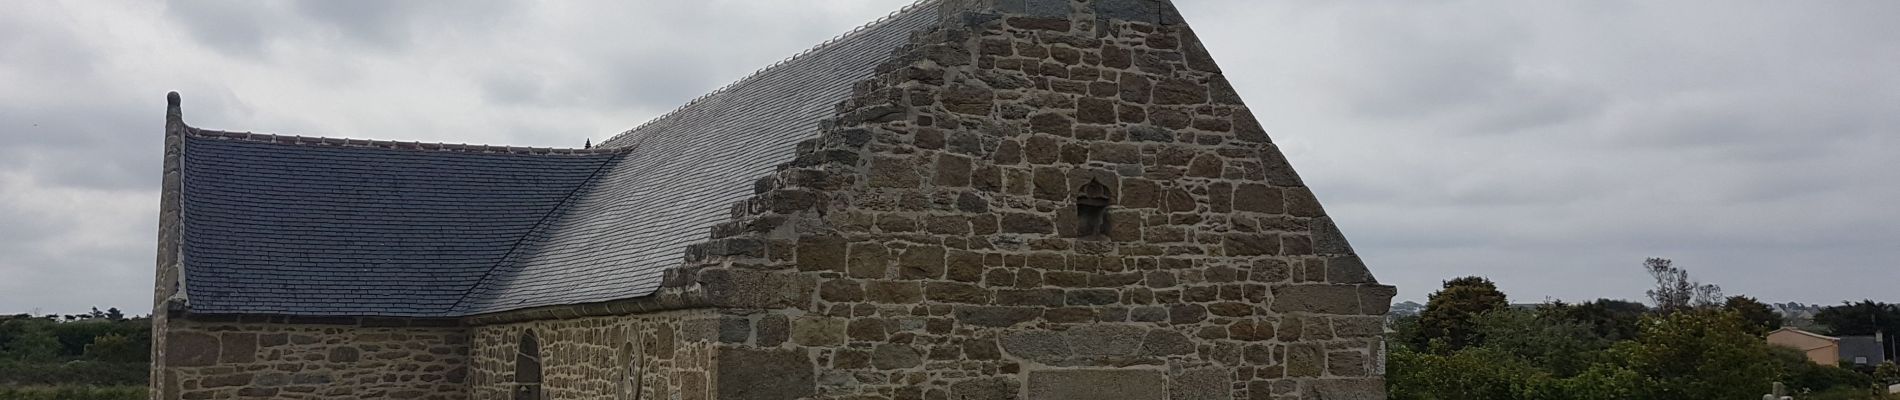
xmin=186 ymin=128 xmax=625 ymax=156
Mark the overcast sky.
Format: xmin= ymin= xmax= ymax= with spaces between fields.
xmin=2 ymin=0 xmax=1894 ymax=315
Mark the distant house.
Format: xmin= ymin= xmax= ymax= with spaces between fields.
xmin=1767 ymin=327 xmax=1889 ymax=366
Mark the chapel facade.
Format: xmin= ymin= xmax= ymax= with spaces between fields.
xmin=150 ymin=1 xmax=1395 ymax=399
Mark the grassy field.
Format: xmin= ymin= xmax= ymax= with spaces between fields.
xmin=0 ymin=385 xmax=145 ymax=400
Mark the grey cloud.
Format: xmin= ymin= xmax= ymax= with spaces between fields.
xmin=3 ymin=0 xmax=1897 ymax=314
xmin=163 ymin=0 xmax=278 ymax=57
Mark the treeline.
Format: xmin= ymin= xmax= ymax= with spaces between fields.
xmin=1388 ymin=258 xmax=1899 ymax=400
xmin=0 ymin=307 xmax=151 ymax=399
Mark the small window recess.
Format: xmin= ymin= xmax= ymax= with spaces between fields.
xmin=1075 ymin=178 xmax=1113 ymax=240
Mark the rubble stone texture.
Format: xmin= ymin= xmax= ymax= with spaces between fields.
xmin=150 ymin=0 xmax=1392 ymax=399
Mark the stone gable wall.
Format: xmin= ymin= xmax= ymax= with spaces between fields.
xmin=464 ymin=309 xmax=722 ymax=400
xmin=156 ymin=316 xmax=469 ymax=400
xmin=652 ymin=1 xmax=1397 ymax=399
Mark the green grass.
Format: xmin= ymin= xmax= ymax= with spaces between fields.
xmin=0 ymin=385 xmax=145 ymax=400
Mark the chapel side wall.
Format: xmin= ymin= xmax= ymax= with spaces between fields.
xmin=675 ymin=2 xmax=1395 ymax=399
xmin=158 ymin=316 xmax=470 ymax=400
xmin=464 ymin=308 xmax=724 ymax=400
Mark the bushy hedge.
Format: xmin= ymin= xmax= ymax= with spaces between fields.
xmin=0 ymin=361 xmax=147 ymax=386
xmin=0 ymin=385 xmax=145 ymax=400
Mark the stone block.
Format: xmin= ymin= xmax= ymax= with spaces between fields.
xmin=1171 ymin=368 xmax=1233 ymax=400
xmin=942 ymin=84 xmax=994 ymax=115
xmin=869 ymin=155 xmax=922 ymax=188
xmin=872 ymin=344 xmax=924 ymax=370
xmin=1139 ymin=330 xmax=1194 ymax=356
xmin=898 ymin=245 xmax=948 ymax=280
xmin=926 ymin=282 xmax=990 ymax=304
xmin=866 ymin=281 xmax=924 ymax=303
xmin=717 ymin=347 xmax=814 ymax=400
xmin=217 ymin=332 xmax=256 ymax=364
xmin=1093 ymin=0 xmax=1163 ymax=23
xmin=1286 ymin=343 xmax=1324 ymax=377
xmin=955 ymin=306 xmax=1039 ymax=327
xmin=798 ymin=235 xmax=848 ymax=272
xmin=1232 ymin=183 xmax=1284 ymax=214
xmin=1269 ymin=284 xmax=1363 ymax=315
xmin=1222 ymin=233 xmax=1280 ymax=257
xmin=1026 ymin=369 xmax=1166 ymax=400
xmin=791 ymin=317 xmax=847 ymax=346
xmin=757 ymin=314 xmax=790 ymax=346
xmin=1328 ymin=350 xmax=1368 ymax=377
xmin=848 ymin=243 xmax=891 ymax=279
xmin=166 ymin=331 xmax=219 ymax=367
xmin=1302 ymin=378 xmax=1387 ymax=400
xmin=949 ymin=377 xmax=1020 ymax=400
xmin=1065 ymin=324 xmax=1145 ymax=357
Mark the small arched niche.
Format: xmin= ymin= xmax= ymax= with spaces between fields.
xmin=514 ymin=330 xmax=543 ymax=400
xmin=1074 ymin=178 xmax=1113 ymax=239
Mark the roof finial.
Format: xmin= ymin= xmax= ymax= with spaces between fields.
xmin=166 ymin=91 xmax=184 ymax=127
xmin=584 ymin=138 xmax=592 ymax=149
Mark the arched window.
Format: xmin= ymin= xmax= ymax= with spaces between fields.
xmin=514 ymin=331 xmax=543 ymax=400
xmin=620 ymin=341 xmax=643 ymax=400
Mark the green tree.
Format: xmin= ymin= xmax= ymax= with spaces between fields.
xmin=1417 ymin=276 xmax=1509 ymax=352
xmin=1473 ymin=308 xmax=1613 ymax=377
xmin=1814 ymin=300 xmax=1900 ymax=336
xmin=1723 ymin=295 xmax=1783 ymax=336
xmin=1643 ymin=258 xmax=1722 ymax=313
xmin=1612 ymin=310 xmax=1782 ymax=400
xmin=83 ymin=334 xmax=143 ymax=363
xmin=1544 ymin=299 xmax=1650 ymax=341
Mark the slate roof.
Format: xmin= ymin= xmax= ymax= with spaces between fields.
xmin=176 ymin=0 xmax=947 ymax=317
xmin=451 ymin=0 xmax=943 ymax=315
xmin=1839 ymin=336 xmax=1890 ymax=364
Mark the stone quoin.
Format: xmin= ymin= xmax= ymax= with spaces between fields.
xmin=149 ymin=0 xmax=1395 ymax=399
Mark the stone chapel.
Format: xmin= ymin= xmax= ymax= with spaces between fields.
xmin=150 ymin=0 xmax=1395 ymax=399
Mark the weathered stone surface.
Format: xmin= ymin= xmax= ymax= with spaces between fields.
xmin=1171 ymin=368 xmax=1233 ymax=400
xmin=217 ymin=333 xmax=256 ymax=364
xmin=793 ymin=317 xmax=848 ymax=346
xmin=1027 ymin=369 xmax=1167 ymax=400
xmin=328 ymin=346 xmax=359 ymax=363
xmin=718 ymin=347 xmax=815 ymax=400
xmin=942 ymin=84 xmax=994 ymax=115
xmin=1270 ymin=284 xmax=1363 ymax=314
xmin=955 ymin=306 xmax=1039 ymax=327
xmin=757 ymin=314 xmax=790 ymax=347
xmin=1286 ymin=343 xmax=1325 ymax=377
xmin=1065 ymin=325 xmax=1146 ymax=357
xmin=872 ymin=344 xmax=924 ymax=370
xmin=1302 ymin=378 xmax=1387 ymax=400
xmin=1153 ymin=79 xmax=1209 ymax=105
xmin=949 ymin=377 xmax=1020 ymax=400
xmin=166 ymin=331 xmax=219 ymax=367
xmin=869 ymin=155 xmax=922 ymax=188
xmin=1139 ymin=330 xmax=1194 ymax=355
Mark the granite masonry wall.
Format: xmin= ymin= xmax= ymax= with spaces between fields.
xmin=150 ymin=1 xmax=1393 ymax=399
xmin=464 ymin=309 xmax=725 ymax=400
xmin=639 ymin=1 xmax=1397 ymax=399
xmin=156 ymin=316 xmax=469 ymax=400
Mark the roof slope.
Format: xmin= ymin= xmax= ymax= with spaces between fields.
xmin=450 ymin=2 xmax=944 ymax=314
xmin=175 ymin=1 xmax=948 ymax=317
xmin=180 ymin=135 xmax=616 ymax=316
